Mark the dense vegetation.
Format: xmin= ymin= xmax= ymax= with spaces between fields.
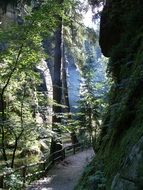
xmin=2 ymin=0 xmax=143 ymax=190
xmin=0 ymin=0 xmax=108 ymax=188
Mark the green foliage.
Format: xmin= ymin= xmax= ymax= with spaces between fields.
xmin=3 ymin=167 xmax=23 ymax=190
xmin=0 ymin=0 xmax=68 ymax=169
xmin=89 ymin=171 xmax=106 ymax=189
xmin=73 ymin=39 xmax=109 ymax=149
xmin=0 ymin=0 xmax=108 ymax=188
xmin=74 ymin=158 xmax=106 ymax=190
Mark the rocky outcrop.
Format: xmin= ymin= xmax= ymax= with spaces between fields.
xmin=99 ymin=0 xmax=122 ymax=57
xmin=99 ymin=0 xmax=143 ymax=57
xmin=98 ymin=0 xmax=143 ymax=189
xmin=111 ymin=136 xmax=143 ymax=190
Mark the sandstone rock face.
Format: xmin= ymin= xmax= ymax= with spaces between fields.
xmin=99 ymin=0 xmax=122 ymax=57
xmin=0 ymin=4 xmax=17 ymax=27
xmin=0 ymin=1 xmax=27 ymax=27
xmin=99 ymin=0 xmax=143 ymax=189
xmin=111 ymin=136 xmax=143 ymax=190
xmin=99 ymin=0 xmax=143 ymax=58
xmin=111 ymin=173 xmax=137 ymax=190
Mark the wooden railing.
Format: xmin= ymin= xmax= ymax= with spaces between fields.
xmin=0 ymin=142 xmax=83 ymax=189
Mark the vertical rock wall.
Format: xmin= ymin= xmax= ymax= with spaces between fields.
xmin=98 ymin=0 xmax=143 ymax=189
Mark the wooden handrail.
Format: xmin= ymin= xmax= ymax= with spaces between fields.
xmin=0 ymin=142 xmax=83 ymax=188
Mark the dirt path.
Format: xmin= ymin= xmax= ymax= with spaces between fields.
xmin=26 ymin=148 xmax=94 ymax=190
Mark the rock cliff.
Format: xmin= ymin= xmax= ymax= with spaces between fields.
xmin=75 ymin=1 xmax=143 ymax=189
xmin=100 ymin=0 xmax=143 ymax=190
xmin=99 ymin=0 xmax=143 ymax=189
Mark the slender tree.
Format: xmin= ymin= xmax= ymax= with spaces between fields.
xmin=50 ymin=0 xmax=64 ymax=154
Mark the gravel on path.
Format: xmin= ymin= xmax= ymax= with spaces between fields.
xmin=26 ymin=148 xmax=94 ymax=190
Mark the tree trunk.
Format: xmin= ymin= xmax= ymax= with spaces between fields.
xmin=0 ymin=94 xmax=7 ymax=162
xmin=50 ymin=15 xmax=63 ymax=155
xmin=11 ymin=138 xmax=18 ymax=168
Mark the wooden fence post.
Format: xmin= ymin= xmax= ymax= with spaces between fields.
xmin=51 ymin=154 xmax=54 ymax=164
xmin=0 ymin=143 xmax=84 ymax=189
xmin=73 ymin=144 xmax=76 ymax=154
xmin=62 ymin=148 xmax=65 ymax=159
xmin=81 ymin=143 xmax=84 ymax=151
xmin=0 ymin=175 xmax=4 ymax=188
xmin=43 ymin=162 xmax=46 ymax=171
xmin=22 ymin=166 xmax=27 ymax=186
